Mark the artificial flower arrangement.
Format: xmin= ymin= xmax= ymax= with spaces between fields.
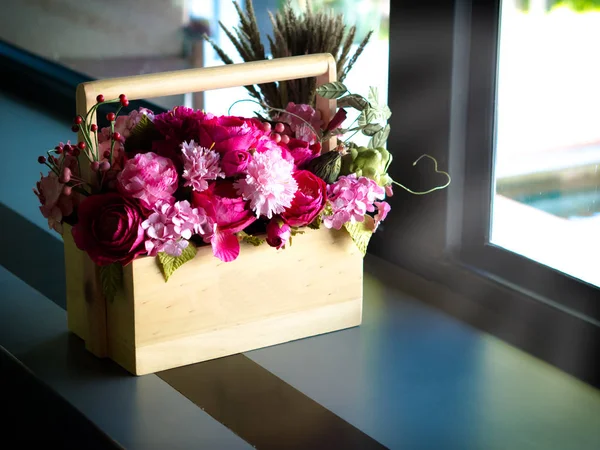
xmin=34 ymin=82 xmax=449 ymax=296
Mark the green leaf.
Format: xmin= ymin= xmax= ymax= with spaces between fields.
xmin=124 ymin=114 xmax=162 ymax=152
xmin=290 ymin=228 xmax=305 ymax=237
xmin=369 ymin=124 xmax=391 ymax=148
xmin=100 ymin=263 xmax=123 ymax=302
xmin=316 ymin=82 xmax=348 ymax=99
xmin=380 ymin=105 xmax=392 ymax=120
xmin=238 ymin=231 xmax=265 ymax=247
xmin=337 ymin=94 xmax=368 ymax=111
xmin=362 ymin=123 xmax=383 ymax=137
xmin=344 ymin=216 xmax=374 ymax=257
xmin=307 ymin=215 xmax=323 ymax=230
xmin=157 ymin=244 xmax=197 ymax=282
xmin=368 ymin=86 xmax=380 ymax=107
xmin=358 ymin=106 xmax=378 ymax=128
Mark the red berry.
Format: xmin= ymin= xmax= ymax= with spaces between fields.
xmin=55 ymin=147 xmax=63 ymax=154
xmin=91 ymin=124 xmax=98 ymax=132
xmin=38 ymin=156 xmax=47 ymax=164
xmin=72 ymin=148 xmax=81 ymax=157
xmin=119 ymin=94 xmax=126 ymax=101
xmin=77 ymin=141 xmax=86 ymax=150
xmin=71 ymin=125 xmax=80 ymax=132
xmin=107 ymin=112 xmax=116 ymax=121
xmin=99 ymin=161 xmax=111 ymax=172
xmin=262 ymin=122 xmax=272 ymax=133
xmin=281 ymin=134 xmax=290 ymax=144
xmin=272 ymin=133 xmax=282 ymax=143
xmin=74 ymin=116 xmax=83 ymax=124
xmin=96 ymin=94 xmax=105 ymax=103
xmin=120 ymin=99 xmax=129 ymax=107
xmin=275 ymin=122 xmax=285 ymax=133
xmin=55 ymin=145 xmax=62 ymax=151
xmin=113 ymin=131 xmax=122 ymax=141
xmin=103 ymin=150 xmax=111 ymax=159
xmin=90 ymin=161 xmax=100 ymax=171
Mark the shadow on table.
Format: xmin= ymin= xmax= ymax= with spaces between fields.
xmin=0 ymin=202 xmax=65 ymax=308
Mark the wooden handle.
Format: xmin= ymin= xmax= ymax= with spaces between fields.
xmin=76 ymin=53 xmax=337 ymax=149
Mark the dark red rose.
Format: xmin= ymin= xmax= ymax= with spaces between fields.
xmin=281 ymin=170 xmax=327 ymax=227
xmin=72 ymin=192 xmax=146 ymax=266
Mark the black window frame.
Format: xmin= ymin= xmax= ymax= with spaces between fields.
xmin=376 ymin=0 xmax=599 ymax=386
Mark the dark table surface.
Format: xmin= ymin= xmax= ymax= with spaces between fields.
xmin=2 ymin=91 xmax=600 ymax=449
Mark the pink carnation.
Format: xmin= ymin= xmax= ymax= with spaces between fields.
xmin=324 ymin=175 xmax=386 ymax=230
xmin=181 ymin=140 xmax=224 ymax=192
xmin=33 ymin=172 xmax=76 ymax=233
xmin=117 ymin=152 xmax=178 ymax=208
xmin=142 ymin=200 xmax=209 ymax=257
xmin=279 ymin=102 xmax=323 ymax=144
xmin=234 ymin=148 xmax=297 ymax=219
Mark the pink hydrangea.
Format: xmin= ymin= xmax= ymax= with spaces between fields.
xmin=142 ymin=200 xmax=209 ymax=256
xmin=279 ymin=102 xmax=323 ymax=144
xmin=234 ymin=148 xmax=297 ymax=219
xmin=324 ymin=175 xmax=386 ymax=230
xmin=181 ymin=140 xmax=225 ymax=192
xmin=373 ymin=201 xmax=391 ymax=231
xmin=117 ymin=152 xmax=178 ymax=208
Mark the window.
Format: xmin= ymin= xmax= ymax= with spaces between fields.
xmin=382 ymin=0 xmax=599 ymax=385
xmin=492 ymin=0 xmax=600 ymax=289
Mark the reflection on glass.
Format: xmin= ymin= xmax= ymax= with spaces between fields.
xmin=492 ymin=0 xmax=600 ymax=287
xmin=1 ymin=0 xmax=389 ymax=115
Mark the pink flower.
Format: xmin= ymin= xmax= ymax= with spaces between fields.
xmin=324 ymin=175 xmax=386 ymax=230
xmin=373 ymin=201 xmax=391 ymax=231
xmin=196 ymin=114 xmax=263 ymax=154
xmin=142 ymin=200 xmax=209 ymax=257
xmin=221 ymin=149 xmax=251 ymax=176
xmin=99 ymin=108 xmax=153 ymax=168
xmin=117 ymin=152 xmax=178 ymax=208
xmin=281 ymin=170 xmax=327 ymax=227
xmin=192 ymin=181 xmax=256 ymax=262
xmin=34 ymin=172 xmax=76 ymax=233
xmin=72 ymin=193 xmax=146 ymax=266
xmin=234 ymin=148 xmax=298 ymax=219
xmin=266 ymin=217 xmax=291 ymax=250
xmin=181 ymin=140 xmax=224 ymax=192
xmin=282 ymin=138 xmax=321 ymax=169
xmin=279 ymin=102 xmax=323 ymax=144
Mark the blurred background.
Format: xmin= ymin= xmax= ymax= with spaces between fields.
xmin=0 ymin=0 xmax=389 ymax=116
xmin=493 ymin=0 xmax=600 ymax=287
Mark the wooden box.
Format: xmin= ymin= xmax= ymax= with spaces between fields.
xmin=65 ymin=54 xmax=363 ymax=375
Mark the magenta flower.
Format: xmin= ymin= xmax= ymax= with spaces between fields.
xmin=266 ymin=217 xmax=291 ymax=249
xmin=142 ymin=200 xmax=209 ymax=257
xmin=234 ymin=148 xmax=298 ymax=219
xmin=281 ymin=170 xmax=327 ymax=227
xmin=282 ymin=138 xmax=321 ymax=169
xmin=279 ymin=102 xmax=323 ymax=144
xmin=181 ymin=140 xmax=224 ymax=192
xmin=196 ymin=114 xmax=263 ymax=154
xmin=99 ymin=108 xmax=153 ymax=168
xmin=117 ymin=152 xmax=178 ymax=208
xmin=324 ymin=175 xmax=386 ymax=230
xmin=221 ymin=149 xmax=251 ymax=176
xmin=192 ymin=181 xmax=256 ymax=262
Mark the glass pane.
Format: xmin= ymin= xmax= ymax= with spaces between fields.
xmin=492 ymin=0 xmax=600 ymax=287
xmin=1 ymin=0 xmax=389 ymax=116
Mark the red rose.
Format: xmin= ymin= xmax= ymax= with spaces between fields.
xmin=282 ymin=170 xmax=327 ymax=227
xmin=72 ymin=192 xmax=146 ymax=266
xmin=221 ymin=149 xmax=251 ymax=177
xmin=196 ymin=114 xmax=262 ymax=154
xmin=283 ymin=138 xmax=321 ymax=169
